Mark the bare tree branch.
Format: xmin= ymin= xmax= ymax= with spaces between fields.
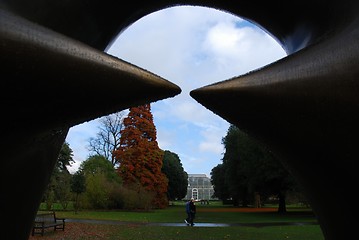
xmin=88 ymin=111 xmax=125 ymax=166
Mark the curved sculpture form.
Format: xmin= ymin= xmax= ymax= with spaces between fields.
xmin=1 ymin=1 xmax=358 ymax=239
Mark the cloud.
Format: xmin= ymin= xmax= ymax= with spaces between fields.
xmin=66 ymin=6 xmax=286 ymax=177
xmin=200 ymin=21 xmax=286 ymax=79
xmin=198 ymin=126 xmax=226 ymax=154
xmin=66 ymin=119 xmax=99 ymax=173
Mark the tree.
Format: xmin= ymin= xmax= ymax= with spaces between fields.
xmin=114 ymin=104 xmax=168 ymax=208
xmin=162 ymin=150 xmax=188 ymax=201
xmin=210 ymin=164 xmax=230 ymax=200
xmin=232 ymin=127 xmax=299 ymax=212
xmin=71 ymin=171 xmax=86 ymax=213
xmin=88 ymin=111 xmax=125 ymax=166
xmin=212 ymin=124 xmax=301 ymax=212
xmin=43 ymin=141 xmax=74 ymax=210
xmin=79 ymin=155 xmax=122 ymax=209
xmin=221 ymin=124 xmax=246 ymax=206
xmin=79 ymin=155 xmax=121 ymax=184
xmin=54 ymin=172 xmax=72 ymax=210
xmin=56 ymin=141 xmax=75 ymax=173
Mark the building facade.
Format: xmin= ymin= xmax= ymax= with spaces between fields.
xmin=185 ymin=174 xmax=217 ymax=200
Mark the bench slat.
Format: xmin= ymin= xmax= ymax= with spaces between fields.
xmin=32 ymin=211 xmax=65 ymax=236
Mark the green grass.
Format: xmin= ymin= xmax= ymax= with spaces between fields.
xmin=37 ymin=201 xmax=324 ymax=240
xmin=103 ymin=225 xmax=324 ymax=240
xmin=53 ymin=203 xmax=317 ymax=224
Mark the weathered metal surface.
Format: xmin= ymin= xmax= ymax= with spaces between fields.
xmin=1 ymin=1 xmax=358 ymax=239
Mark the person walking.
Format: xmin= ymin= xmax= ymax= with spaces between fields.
xmin=188 ymin=198 xmax=196 ymax=226
xmin=184 ymin=199 xmax=191 ymax=226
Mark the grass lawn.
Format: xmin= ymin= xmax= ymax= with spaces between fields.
xmin=30 ymin=201 xmax=324 ymax=239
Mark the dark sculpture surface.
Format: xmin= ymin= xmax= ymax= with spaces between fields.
xmin=1 ymin=1 xmax=358 ymax=239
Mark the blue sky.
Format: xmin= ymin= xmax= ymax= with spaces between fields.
xmin=66 ymin=6 xmax=286 ymax=177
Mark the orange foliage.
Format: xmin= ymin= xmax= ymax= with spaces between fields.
xmin=114 ymin=104 xmax=168 ymax=208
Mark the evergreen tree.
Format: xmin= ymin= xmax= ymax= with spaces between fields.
xmin=56 ymin=141 xmax=75 ymax=173
xmin=71 ymin=171 xmax=86 ymax=213
xmin=43 ymin=141 xmax=74 ymax=210
xmin=162 ymin=150 xmax=188 ymax=200
xmin=210 ymin=163 xmax=230 ymax=200
xmin=212 ymin=124 xmax=301 ymax=211
xmin=114 ymin=104 xmax=168 ymax=208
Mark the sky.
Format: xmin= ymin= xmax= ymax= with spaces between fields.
xmin=65 ymin=6 xmax=286 ymax=178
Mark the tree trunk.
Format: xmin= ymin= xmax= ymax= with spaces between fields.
xmin=254 ymin=192 xmax=261 ymax=208
xmin=277 ymin=191 xmax=287 ymax=213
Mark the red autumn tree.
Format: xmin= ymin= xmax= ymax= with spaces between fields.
xmin=114 ymin=104 xmax=168 ymax=208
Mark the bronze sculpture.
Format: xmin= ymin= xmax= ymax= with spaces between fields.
xmin=1 ymin=1 xmax=358 ymax=239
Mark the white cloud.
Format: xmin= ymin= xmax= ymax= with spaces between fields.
xmin=201 ymin=21 xmax=286 ymax=78
xmin=198 ymin=125 xmax=226 ymax=154
xmin=66 ymin=6 xmax=286 ymax=177
xmin=66 ymin=119 xmax=99 ymax=172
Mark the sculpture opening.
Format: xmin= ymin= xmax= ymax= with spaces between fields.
xmin=67 ymin=6 xmax=286 ymax=177
xmin=1 ymin=1 xmax=358 ymax=239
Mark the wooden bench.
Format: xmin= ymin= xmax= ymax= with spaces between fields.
xmin=31 ymin=211 xmax=65 ymax=236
